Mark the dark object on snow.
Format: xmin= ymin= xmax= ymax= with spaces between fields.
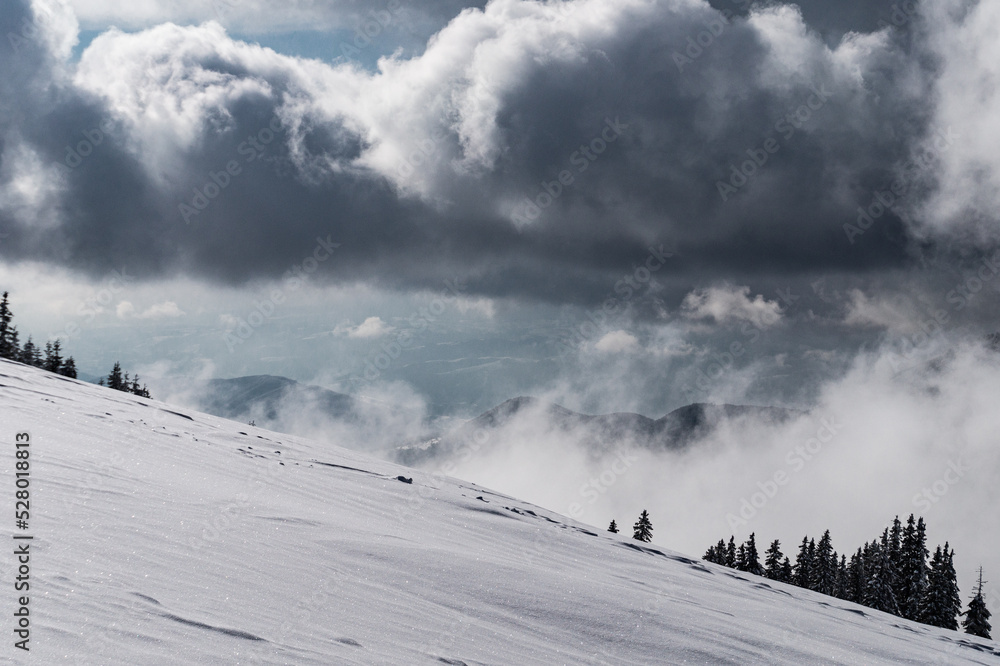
xmin=396 ymin=475 xmax=413 ymax=484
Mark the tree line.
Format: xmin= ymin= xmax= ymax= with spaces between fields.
xmin=703 ymin=514 xmax=991 ymax=639
xmin=0 ymin=291 xmax=151 ymax=398
xmin=0 ymin=292 xmax=78 ymax=377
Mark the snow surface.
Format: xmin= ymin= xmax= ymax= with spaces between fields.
xmin=0 ymin=359 xmax=998 ymax=665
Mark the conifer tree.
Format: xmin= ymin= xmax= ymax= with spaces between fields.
xmin=20 ymin=337 xmax=40 ymax=366
xmin=807 ymin=539 xmax=818 ymax=590
xmin=780 ymin=557 xmax=793 ymax=584
xmin=703 ymin=539 xmax=726 ymax=564
xmin=714 ymin=539 xmax=726 ymax=564
xmin=794 ymin=536 xmax=812 ymax=589
xmin=43 ymin=339 xmax=63 ymax=373
xmin=107 ymin=362 xmax=125 ymax=390
xmin=834 ymin=553 xmax=848 ymax=600
xmin=725 ymin=536 xmax=737 ymax=568
xmin=744 ymin=533 xmax=764 ymax=576
xmin=888 ymin=516 xmax=903 ymax=577
xmin=813 ymin=530 xmax=836 ymax=595
xmin=736 ymin=542 xmax=748 ymax=571
xmin=865 ymin=537 xmax=900 ymax=615
xmin=943 ymin=544 xmax=962 ymax=630
xmin=962 ymin=568 xmax=992 ymax=640
xmin=6 ymin=326 xmax=18 ymax=360
xmin=59 ymin=357 xmax=77 ymax=379
xmin=632 ymin=510 xmax=653 ymax=543
xmin=919 ymin=546 xmax=949 ymax=627
xmin=608 ymin=519 xmax=619 ymax=534
xmin=899 ymin=514 xmax=929 ymax=621
xmin=764 ymin=539 xmax=785 ymax=580
xmin=847 ymin=548 xmax=866 ymax=604
xmin=0 ymin=292 xmax=17 ymax=359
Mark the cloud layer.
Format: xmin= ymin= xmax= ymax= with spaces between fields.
xmin=2 ymin=0 xmax=996 ymax=315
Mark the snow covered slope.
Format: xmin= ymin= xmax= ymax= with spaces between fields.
xmin=0 ymin=359 xmax=997 ymax=665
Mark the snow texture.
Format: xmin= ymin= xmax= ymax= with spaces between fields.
xmin=0 ymin=359 xmax=998 ymax=664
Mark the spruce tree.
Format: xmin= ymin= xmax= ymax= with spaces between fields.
xmin=725 ymin=536 xmax=737 ymax=568
xmin=744 ymin=533 xmax=764 ymax=576
xmin=943 ymin=544 xmax=962 ymax=630
xmin=20 ymin=337 xmax=40 ymax=367
xmin=59 ymin=357 xmax=77 ymax=379
xmin=888 ymin=516 xmax=903 ymax=576
xmin=813 ymin=530 xmax=836 ymax=595
xmin=794 ymin=536 xmax=812 ymax=589
xmin=632 ymin=510 xmax=652 ymax=543
xmin=704 ymin=539 xmax=726 ymax=564
xmin=865 ymin=538 xmax=900 ymax=615
xmin=0 ymin=292 xmax=17 ymax=359
xmin=7 ymin=326 xmax=18 ymax=360
xmin=714 ymin=539 xmax=726 ymax=563
xmin=43 ymin=339 xmax=63 ymax=373
xmin=780 ymin=557 xmax=793 ymax=584
xmin=834 ymin=553 xmax=848 ymax=600
xmin=919 ymin=546 xmax=949 ymax=627
xmin=736 ymin=542 xmax=748 ymax=571
xmin=847 ymin=548 xmax=866 ymax=604
xmin=764 ymin=539 xmax=784 ymax=580
xmin=608 ymin=519 xmax=619 ymax=534
xmin=899 ymin=514 xmax=929 ymax=621
xmin=107 ymin=362 xmax=124 ymax=391
xmin=962 ymin=568 xmax=992 ymax=640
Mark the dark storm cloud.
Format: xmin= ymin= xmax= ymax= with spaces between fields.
xmin=0 ymin=0 xmax=990 ymax=314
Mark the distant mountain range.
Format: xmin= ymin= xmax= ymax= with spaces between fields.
xmin=394 ymin=396 xmax=800 ymax=466
xmin=197 ymin=375 xmax=355 ymax=423
xmin=179 ymin=374 xmax=800 ymax=465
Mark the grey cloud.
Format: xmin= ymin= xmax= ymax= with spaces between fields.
xmin=0 ymin=0 xmax=995 ymax=324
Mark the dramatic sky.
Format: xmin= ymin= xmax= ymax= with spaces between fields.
xmin=1 ymin=0 xmax=999 ymax=418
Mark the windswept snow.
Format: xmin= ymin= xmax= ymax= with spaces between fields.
xmin=0 ymin=359 xmax=997 ymax=664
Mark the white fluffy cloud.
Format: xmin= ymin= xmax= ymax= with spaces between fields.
xmin=842 ymin=289 xmax=924 ymax=332
xmin=336 ymin=316 xmax=393 ymax=338
xmin=593 ymin=329 xmax=639 ymax=353
xmin=681 ymin=284 xmax=783 ymax=329
xmin=918 ymin=0 xmax=1000 ymax=238
xmin=119 ymin=300 xmax=186 ymax=319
